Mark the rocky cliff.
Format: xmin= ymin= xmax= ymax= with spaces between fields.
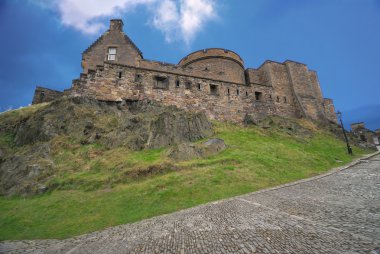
xmin=0 ymin=97 xmax=213 ymax=196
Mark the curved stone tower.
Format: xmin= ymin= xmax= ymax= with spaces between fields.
xmin=178 ymin=48 xmax=246 ymax=84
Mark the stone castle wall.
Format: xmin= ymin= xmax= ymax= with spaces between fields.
xmin=323 ymin=98 xmax=337 ymax=124
xmin=65 ymin=58 xmax=337 ymax=123
xmin=32 ymin=86 xmax=63 ymax=104
xmin=67 ymin=63 xmax=277 ymax=123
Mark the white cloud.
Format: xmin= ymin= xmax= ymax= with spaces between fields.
xmin=30 ymin=0 xmax=217 ymax=44
xmin=152 ymin=0 xmax=179 ymax=43
xmin=152 ymin=0 xmax=217 ymax=44
xmin=57 ymin=0 xmax=156 ymax=35
xmin=179 ymin=0 xmax=216 ymax=44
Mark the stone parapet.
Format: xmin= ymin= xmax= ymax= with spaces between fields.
xmin=32 ymin=86 xmax=63 ymax=104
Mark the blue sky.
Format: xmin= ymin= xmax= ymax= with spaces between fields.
xmin=1 ymin=0 xmax=379 ymax=129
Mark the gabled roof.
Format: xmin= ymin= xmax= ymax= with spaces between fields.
xmin=82 ymin=30 xmax=143 ymax=58
xmin=123 ymin=33 xmax=143 ymax=57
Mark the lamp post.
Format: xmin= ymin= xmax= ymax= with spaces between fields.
xmin=336 ymin=111 xmax=353 ymax=155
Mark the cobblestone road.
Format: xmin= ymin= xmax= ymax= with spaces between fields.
xmin=1 ymin=153 xmax=380 ymax=254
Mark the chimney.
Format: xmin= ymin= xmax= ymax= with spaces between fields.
xmin=110 ymin=19 xmax=123 ymax=31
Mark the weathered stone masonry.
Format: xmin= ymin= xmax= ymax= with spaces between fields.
xmin=33 ymin=19 xmax=337 ymax=124
xmin=32 ymin=86 xmax=63 ymax=104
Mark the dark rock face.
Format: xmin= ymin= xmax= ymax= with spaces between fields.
xmin=256 ymin=116 xmax=313 ymax=138
xmin=147 ymin=111 xmax=212 ymax=149
xmin=13 ymin=97 xmax=213 ymax=150
xmin=0 ymin=143 xmax=54 ymax=196
xmin=168 ymin=138 xmax=227 ymax=161
xmin=0 ymin=97 xmax=213 ymax=196
xmin=244 ymin=114 xmax=258 ymax=126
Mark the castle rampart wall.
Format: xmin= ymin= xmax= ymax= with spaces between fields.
xmin=261 ymin=62 xmax=300 ymax=119
xmin=284 ymin=61 xmax=326 ymax=121
xmin=66 ymin=58 xmax=335 ymax=124
xmin=245 ymin=68 xmax=269 ymax=85
xmin=67 ymin=57 xmax=336 ymax=123
xmin=322 ymin=98 xmax=337 ymax=123
xmin=32 ymin=86 xmax=63 ymax=104
xmin=68 ymin=63 xmax=277 ymax=122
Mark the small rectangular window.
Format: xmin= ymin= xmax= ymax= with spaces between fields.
xmin=283 ymin=96 xmax=287 ymax=103
xmin=210 ymin=84 xmax=219 ymax=95
xmin=154 ymin=76 xmax=169 ymax=89
xmin=135 ymin=74 xmax=142 ymax=82
xmin=107 ymin=47 xmax=117 ymax=61
xmin=255 ymin=92 xmax=263 ymax=101
xmin=245 ymin=91 xmax=248 ymax=96
xmin=175 ymin=80 xmax=180 ymax=87
xmin=227 ymin=88 xmax=230 ymax=95
xmin=237 ymin=89 xmax=240 ymax=95
xmin=197 ymin=83 xmax=201 ymax=90
xmin=118 ymin=72 xmax=122 ymax=79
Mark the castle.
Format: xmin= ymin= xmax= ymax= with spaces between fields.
xmin=32 ymin=19 xmax=338 ymax=124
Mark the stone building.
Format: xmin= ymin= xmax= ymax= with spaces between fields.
xmin=350 ymin=122 xmax=380 ymax=149
xmin=32 ymin=19 xmax=338 ymax=124
xmin=32 ymin=86 xmax=63 ymax=105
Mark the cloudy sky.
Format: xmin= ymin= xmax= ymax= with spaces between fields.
xmin=0 ymin=0 xmax=379 ymax=129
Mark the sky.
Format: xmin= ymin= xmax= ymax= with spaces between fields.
xmin=0 ymin=0 xmax=379 ymax=129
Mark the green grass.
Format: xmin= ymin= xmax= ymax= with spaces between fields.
xmin=0 ymin=103 xmax=49 ymax=124
xmin=0 ymin=120 xmax=370 ymax=240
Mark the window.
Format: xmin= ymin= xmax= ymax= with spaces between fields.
xmin=107 ymin=47 xmax=117 ymax=61
xmin=283 ymin=96 xmax=287 ymax=103
xmin=255 ymin=92 xmax=263 ymax=101
xmin=118 ymin=72 xmax=122 ymax=79
xmin=135 ymin=74 xmax=142 ymax=82
xmin=40 ymin=91 xmax=45 ymax=101
xmin=245 ymin=91 xmax=248 ymax=96
xmin=185 ymin=82 xmax=192 ymax=89
xmin=197 ymin=83 xmax=201 ymax=90
xmin=154 ymin=76 xmax=169 ymax=89
xmin=175 ymin=80 xmax=180 ymax=87
xmin=210 ymin=84 xmax=219 ymax=95
xmin=227 ymin=88 xmax=230 ymax=95
xmin=237 ymin=89 xmax=240 ymax=95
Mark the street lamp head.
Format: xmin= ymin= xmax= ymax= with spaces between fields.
xmin=336 ymin=110 xmax=342 ymax=120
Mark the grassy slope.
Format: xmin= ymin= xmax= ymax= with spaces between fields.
xmin=0 ymin=109 xmax=370 ymax=240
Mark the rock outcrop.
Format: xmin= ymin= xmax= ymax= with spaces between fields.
xmin=13 ymin=97 xmax=213 ymax=149
xmin=168 ymin=138 xmax=227 ymax=161
xmin=0 ymin=97 xmax=213 ymax=196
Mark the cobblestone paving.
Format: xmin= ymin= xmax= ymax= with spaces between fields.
xmin=1 ymin=153 xmax=380 ymax=254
